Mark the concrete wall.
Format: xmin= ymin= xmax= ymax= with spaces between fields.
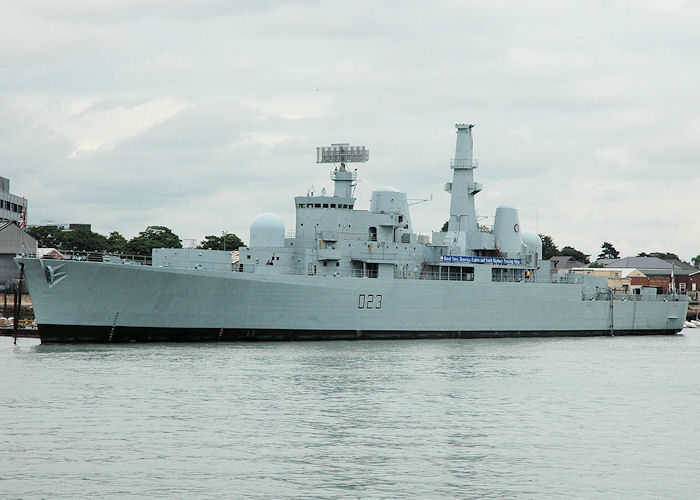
xmin=0 ymin=224 xmax=37 ymax=255
xmin=0 ymin=256 xmax=20 ymax=288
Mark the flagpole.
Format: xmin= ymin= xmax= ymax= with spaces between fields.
xmin=18 ymin=197 xmax=26 ymax=256
xmin=671 ymin=262 xmax=675 ymax=294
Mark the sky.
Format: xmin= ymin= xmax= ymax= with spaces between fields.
xmin=2 ymin=0 xmax=699 ymax=260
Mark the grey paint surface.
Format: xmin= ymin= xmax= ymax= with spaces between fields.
xmin=17 ymin=125 xmax=689 ymax=341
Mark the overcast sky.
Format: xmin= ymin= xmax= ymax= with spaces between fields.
xmin=2 ymin=0 xmax=699 ymax=259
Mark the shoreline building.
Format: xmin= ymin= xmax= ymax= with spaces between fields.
xmin=0 ymin=176 xmax=28 ymax=224
xmin=0 ymin=177 xmax=36 ymax=289
xmin=593 ymin=256 xmax=700 ymax=300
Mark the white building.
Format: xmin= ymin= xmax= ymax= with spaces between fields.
xmin=0 ymin=177 xmax=28 ymax=224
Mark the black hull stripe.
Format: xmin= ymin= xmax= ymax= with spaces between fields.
xmin=37 ymin=324 xmax=682 ymax=343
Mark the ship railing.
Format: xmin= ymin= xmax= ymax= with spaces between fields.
xmin=273 ymin=265 xmax=379 ymax=278
xmin=27 ymin=249 xmax=152 ymax=266
xmin=553 ymin=274 xmax=585 ymax=285
xmin=415 ymin=271 xmax=476 ymax=281
xmin=350 ymin=269 xmax=378 ymax=278
xmin=450 ymin=158 xmax=479 ymax=168
xmin=328 ymin=231 xmax=376 ymax=241
xmin=291 ymin=231 xmax=383 ymax=243
xmin=592 ymin=291 xmax=688 ymax=302
xmin=330 ymin=170 xmax=358 ymax=182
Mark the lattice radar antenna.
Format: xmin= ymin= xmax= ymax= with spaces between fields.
xmin=316 ymin=143 xmax=368 ymax=197
xmin=316 ymin=143 xmax=369 ymax=168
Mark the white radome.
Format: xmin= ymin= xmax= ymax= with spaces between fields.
xmin=250 ymin=213 xmax=285 ymax=248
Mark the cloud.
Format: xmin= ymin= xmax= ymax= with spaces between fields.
xmin=1 ymin=0 xmax=699 ymax=259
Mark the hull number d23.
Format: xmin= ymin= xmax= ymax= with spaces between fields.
xmin=358 ymin=294 xmax=382 ymax=310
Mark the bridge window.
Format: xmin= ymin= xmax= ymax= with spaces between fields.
xmin=492 ymin=268 xmax=525 ymax=282
xmin=446 ymin=266 xmax=474 ymax=281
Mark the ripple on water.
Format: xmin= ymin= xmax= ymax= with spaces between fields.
xmin=1 ymin=334 xmax=700 ymax=498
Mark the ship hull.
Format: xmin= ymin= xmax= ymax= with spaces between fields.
xmin=19 ymin=258 xmax=687 ymax=344
xmin=37 ymin=324 xmax=678 ymax=343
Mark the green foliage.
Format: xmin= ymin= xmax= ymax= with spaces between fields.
xmin=123 ymin=236 xmax=153 ymax=256
xmin=538 ymin=234 xmax=590 ymax=263
xmin=692 ymin=255 xmax=700 ymax=268
xmin=198 ymin=233 xmax=244 ymax=251
xmin=637 ymin=251 xmax=680 ymax=261
xmin=106 ymin=232 xmax=128 ymax=253
xmin=60 ymin=228 xmax=108 ymax=252
xmin=26 ymin=225 xmax=108 ymax=252
xmin=539 ymin=234 xmax=559 ymax=260
xmin=28 ymin=224 xmax=186 ymax=256
xmin=26 ymin=225 xmax=63 ymax=248
xmin=598 ymin=241 xmax=620 ymax=260
xmin=588 ymin=261 xmax=605 ymax=268
xmin=125 ymin=226 xmax=182 ymax=256
xmin=140 ymin=226 xmax=182 ymax=247
xmin=561 ymin=245 xmax=590 ymax=264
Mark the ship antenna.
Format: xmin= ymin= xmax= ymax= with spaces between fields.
xmin=316 ymin=143 xmax=368 ymax=199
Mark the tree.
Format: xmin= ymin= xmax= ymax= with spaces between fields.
xmin=692 ymin=255 xmax=700 ymax=268
xmin=598 ymin=241 xmax=620 ymax=260
xmin=26 ymin=225 xmax=64 ymax=248
xmin=637 ymin=251 xmax=680 ymax=261
xmin=125 ymin=226 xmax=182 ymax=255
xmin=539 ymin=234 xmax=559 ymax=260
xmin=60 ymin=227 xmax=108 ymax=252
xmin=561 ymin=245 xmax=590 ymax=264
xmin=198 ymin=233 xmax=245 ymax=251
xmin=588 ymin=261 xmax=605 ymax=268
xmin=140 ymin=225 xmax=182 ymax=248
xmin=124 ymin=236 xmax=154 ymax=256
xmin=107 ymin=231 xmax=128 ymax=253
xmin=27 ymin=225 xmax=109 ymax=251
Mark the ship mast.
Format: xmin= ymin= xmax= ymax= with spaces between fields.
xmin=316 ymin=143 xmax=368 ymax=198
xmin=445 ymin=124 xmax=482 ymax=252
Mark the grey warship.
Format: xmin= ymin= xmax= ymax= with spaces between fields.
xmin=17 ymin=124 xmax=688 ymax=343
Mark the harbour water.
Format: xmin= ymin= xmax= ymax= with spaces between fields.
xmin=2 ymin=332 xmax=699 ymax=498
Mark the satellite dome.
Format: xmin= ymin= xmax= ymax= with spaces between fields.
xmin=250 ymin=213 xmax=285 ymax=248
xmin=522 ymin=231 xmax=543 ymax=259
xmin=373 ymin=186 xmax=401 ymax=193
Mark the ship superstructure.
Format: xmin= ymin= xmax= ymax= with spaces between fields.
xmin=239 ymin=125 xmax=542 ymax=285
xmin=17 ymin=124 xmax=688 ymax=343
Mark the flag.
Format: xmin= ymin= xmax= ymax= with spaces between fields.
xmin=671 ymin=263 xmax=675 ymax=293
xmin=18 ymin=205 xmax=26 ymax=230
